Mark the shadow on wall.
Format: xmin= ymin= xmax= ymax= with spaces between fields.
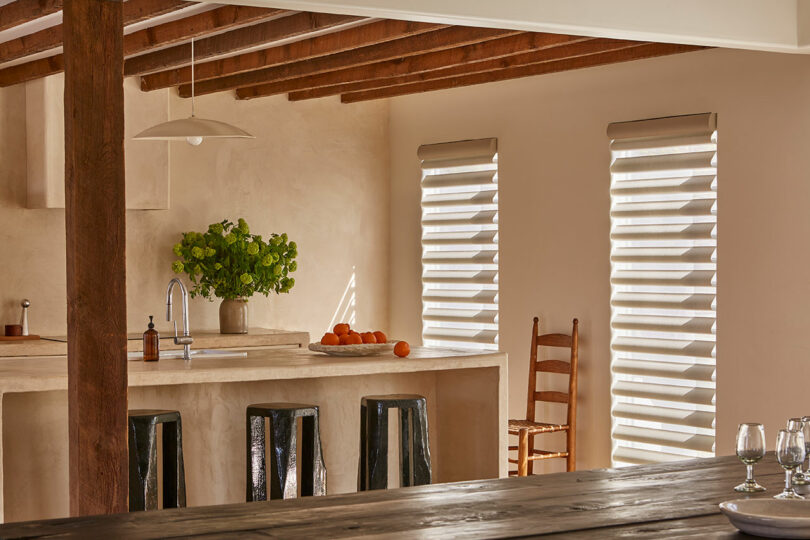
xmin=328 ymin=267 xmax=356 ymax=331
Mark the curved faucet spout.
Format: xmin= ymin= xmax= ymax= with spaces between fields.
xmin=166 ymin=278 xmax=193 ymax=359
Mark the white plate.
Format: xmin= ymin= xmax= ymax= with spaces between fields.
xmin=308 ymin=341 xmax=396 ymax=357
xmin=720 ymin=499 xmax=810 ymax=538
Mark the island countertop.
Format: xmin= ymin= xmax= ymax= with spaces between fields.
xmin=0 ymin=347 xmax=507 ymax=393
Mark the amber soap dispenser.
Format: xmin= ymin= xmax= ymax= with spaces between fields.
xmin=143 ymin=315 xmax=159 ymax=362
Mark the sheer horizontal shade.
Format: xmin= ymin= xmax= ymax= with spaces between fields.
xmin=420 ymin=138 xmax=499 ymax=350
xmin=608 ymin=113 xmax=717 ymax=466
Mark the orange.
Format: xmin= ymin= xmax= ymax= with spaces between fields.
xmin=361 ymin=332 xmax=377 ymax=344
xmin=349 ymin=329 xmax=359 ymax=336
xmin=373 ymin=331 xmax=387 ymax=344
xmin=345 ymin=333 xmax=363 ymax=345
xmin=320 ymin=333 xmax=340 ymax=346
xmin=333 ymin=323 xmax=350 ymax=336
xmin=339 ymin=333 xmax=352 ymax=345
xmin=394 ymin=341 xmax=410 ymax=357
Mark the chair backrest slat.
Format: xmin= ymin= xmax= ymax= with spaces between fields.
xmin=537 ymin=359 xmax=571 ymax=374
xmin=535 ymin=391 xmax=569 ymax=404
xmin=536 ymin=333 xmax=572 ymax=348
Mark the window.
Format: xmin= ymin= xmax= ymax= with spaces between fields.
xmin=418 ymin=138 xmax=499 ymax=350
xmin=607 ymin=113 xmax=717 ymax=466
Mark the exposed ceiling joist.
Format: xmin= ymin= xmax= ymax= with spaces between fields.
xmin=0 ymin=0 xmax=61 ymax=33
xmin=126 ymin=11 xmax=363 ymax=77
xmin=177 ymin=25 xmax=519 ymax=97
xmin=139 ymin=18 xmax=442 ymax=90
xmin=339 ymin=43 xmax=704 ymax=103
xmin=236 ymin=32 xmax=593 ymax=100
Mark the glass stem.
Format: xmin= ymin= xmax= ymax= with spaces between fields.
xmin=786 ymin=470 xmax=793 ymax=492
xmin=746 ymin=464 xmax=754 ymax=483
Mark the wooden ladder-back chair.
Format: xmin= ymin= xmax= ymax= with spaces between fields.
xmin=508 ymin=316 xmax=579 ymax=476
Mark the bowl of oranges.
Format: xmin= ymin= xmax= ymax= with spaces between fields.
xmin=309 ymin=324 xmax=409 ymax=357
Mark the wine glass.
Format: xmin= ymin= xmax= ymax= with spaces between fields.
xmin=802 ymin=416 xmax=810 ymax=477
xmin=775 ymin=428 xmax=806 ymax=499
xmin=788 ymin=418 xmax=809 ymax=485
xmin=734 ymin=423 xmax=766 ymax=492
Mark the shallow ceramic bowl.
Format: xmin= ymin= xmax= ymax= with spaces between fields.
xmin=308 ymin=341 xmax=396 ymax=357
xmin=720 ymin=499 xmax=810 ymax=538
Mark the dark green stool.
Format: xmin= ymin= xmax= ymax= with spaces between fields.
xmin=358 ymin=394 xmax=432 ymax=491
xmin=246 ymin=403 xmax=327 ymax=501
xmin=128 ymin=409 xmax=186 ymax=511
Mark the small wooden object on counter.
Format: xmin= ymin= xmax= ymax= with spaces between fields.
xmin=508 ymin=317 xmax=579 ymax=476
xmin=4 ymin=324 xmax=22 ymax=336
xmin=142 ymin=316 xmax=159 ymax=362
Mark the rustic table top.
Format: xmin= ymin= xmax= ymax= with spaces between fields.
xmin=0 ymin=455 xmax=787 ymax=538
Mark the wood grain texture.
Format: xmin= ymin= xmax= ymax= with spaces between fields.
xmin=140 ymin=18 xmax=442 ymax=90
xmin=0 ymin=0 xmax=191 ymax=87
xmin=62 ymin=0 xmax=128 ymax=517
xmin=0 ymin=0 xmax=62 ymax=32
xmin=0 ymin=0 xmax=188 ymax=64
xmin=126 ymin=11 xmax=361 ymax=77
xmin=287 ymin=37 xmax=639 ymax=101
xmin=178 ymin=26 xmax=520 ymax=97
xmin=341 ymin=43 xmax=706 ymax=102
xmin=236 ymin=32 xmax=593 ymax=100
xmin=0 ymin=456 xmax=787 ymax=538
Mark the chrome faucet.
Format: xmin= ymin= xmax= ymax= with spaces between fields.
xmin=166 ymin=278 xmax=193 ymax=360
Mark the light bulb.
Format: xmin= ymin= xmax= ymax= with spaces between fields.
xmin=186 ymin=136 xmax=203 ymax=146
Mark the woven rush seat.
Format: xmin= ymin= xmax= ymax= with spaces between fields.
xmin=508 ymin=419 xmax=569 ymax=435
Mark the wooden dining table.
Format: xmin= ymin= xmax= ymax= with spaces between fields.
xmin=0 ymin=454 xmax=789 ymax=538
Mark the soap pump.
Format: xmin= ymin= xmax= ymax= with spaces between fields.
xmin=143 ymin=315 xmax=159 ymax=362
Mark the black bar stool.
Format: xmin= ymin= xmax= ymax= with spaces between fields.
xmin=358 ymin=394 xmax=432 ymax=491
xmin=246 ymin=403 xmax=327 ymax=501
xmin=128 ymin=409 xmax=186 ymax=511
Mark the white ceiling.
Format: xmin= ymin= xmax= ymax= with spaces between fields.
xmin=190 ymin=0 xmax=810 ymax=54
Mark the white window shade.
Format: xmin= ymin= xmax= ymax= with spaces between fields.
xmin=607 ymin=113 xmax=717 ymax=466
xmin=419 ymin=138 xmax=499 ymax=350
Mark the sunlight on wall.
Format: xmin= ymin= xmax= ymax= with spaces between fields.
xmin=328 ymin=268 xmax=356 ymax=329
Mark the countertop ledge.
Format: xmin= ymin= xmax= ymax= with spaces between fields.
xmin=0 ymin=328 xmax=309 ymax=357
xmin=0 ymin=347 xmax=507 ymax=393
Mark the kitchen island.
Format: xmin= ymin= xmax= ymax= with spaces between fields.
xmin=0 ymin=347 xmax=507 ymax=523
xmin=0 ymin=455 xmax=778 ymax=538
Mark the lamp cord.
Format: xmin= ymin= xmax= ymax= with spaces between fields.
xmin=190 ymin=38 xmax=195 ymax=118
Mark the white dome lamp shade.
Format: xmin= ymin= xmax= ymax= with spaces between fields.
xmin=134 ymin=39 xmax=253 ymax=146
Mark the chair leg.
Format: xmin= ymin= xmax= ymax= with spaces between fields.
xmin=526 ymin=434 xmax=535 ymax=475
xmin=566 ymin=428 xmax=576 ymax=472
xmin=246 ymin=414 xmax=267 ymax=502
xmin=517 ymin=429 xmax=529 ymax=477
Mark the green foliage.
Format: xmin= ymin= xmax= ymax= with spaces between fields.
xmin=171 ymin=219 xmax=298 ymax=300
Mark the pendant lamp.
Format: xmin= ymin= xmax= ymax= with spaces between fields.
xmin=134 ymin=39 xmax=253 ymax=146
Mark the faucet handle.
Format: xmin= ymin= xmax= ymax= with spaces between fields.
xmin=173 ymin=320 xmax=178 ymax=339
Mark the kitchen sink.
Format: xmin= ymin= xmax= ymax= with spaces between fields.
xmin=128 ymin=349 xmax=248 ymax=361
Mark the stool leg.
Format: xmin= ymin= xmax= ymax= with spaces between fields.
xmin=366 ymin=403 xmax=388 ymax=490
xmin=399 ymin=408 xmax=413 ymax=487
xmin=358 ymin=404 xmax=367 ymax=491
xmin=269 ymin=411 xmax=297 ymax=499
xmin=162 ymin=418 xmax=186 ymax=508
xmin=246 ymin=414 xmax=267 ymax=502
xmin=411 ymin=400 xmax=432 ymax=486
xmin=301 ymin=414 xmax=327 ymax=496
xmin=128 ymin=418 xmax=158 ymax=511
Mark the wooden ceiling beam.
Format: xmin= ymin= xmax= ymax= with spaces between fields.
xmin=126 ymin=11 xmax=362 ymax=77
xmin=282 ymin=37 xmax=638 ymax=101
xmin=178 ymin=26 xmax=520 ymax=98
xmin=0 ymin=2 xmax=293 ymax=87
xmin=0 ymin=0 xmax=62 ymax=33
xmin=140 ymin=18 xmax=442 ymax=91
xmin=340 ymin=43 xmax=706 ymax=103
xmin=236 ymin=33 xmax=594 ymax=100
xmin=124 ymin=6 xmax=286 ymax=58
xmin=0 ymin=0 xmax=189 ymax=64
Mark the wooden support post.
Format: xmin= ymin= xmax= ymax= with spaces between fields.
xmin=63 ymin=0 xmax=128 ymax=516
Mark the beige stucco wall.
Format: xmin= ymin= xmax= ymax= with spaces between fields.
xmin=387 ymin=47 xmax=810 ymax=470
xmin=0 ymin=80 xmax=390 ymax=340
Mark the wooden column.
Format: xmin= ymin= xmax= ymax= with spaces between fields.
xmin=62 ymin=0 xmax=128 ymax=516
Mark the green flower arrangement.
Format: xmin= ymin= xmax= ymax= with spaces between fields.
xmin=171 ymin=218 xmax=297 ymax=300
